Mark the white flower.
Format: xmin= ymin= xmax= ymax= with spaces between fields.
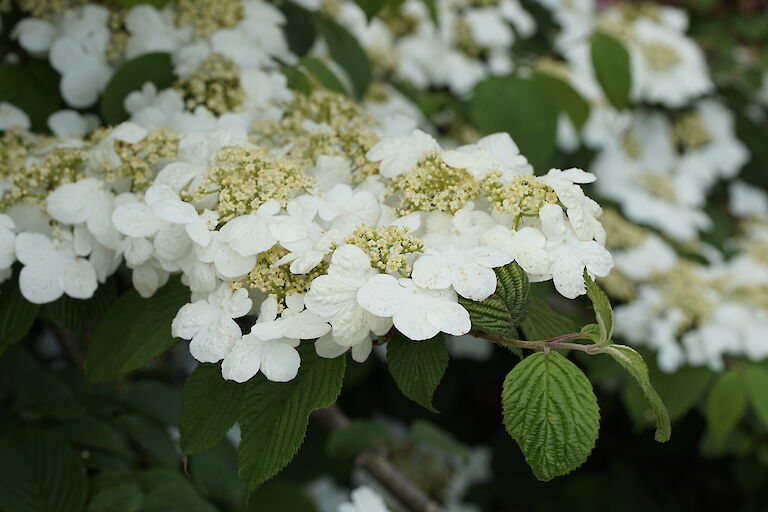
xmin=124 ymin=5 xmax=191 ymax=59
xmin=305 ymin=244 xmax=392 ymax=349
xmin=339 ymin=487 xmax=390 ymax=512
xmin=48 ymin=110 xmax=99 ymax=138
xmin=482 ymin=225 xmax=550 ymax=279
xmin=629 ymin=19 xmax=712 ymax=107
xmin=540 ymin=168 xmax=605 ymax=243
xmin=366 ymin=129 xmax=440 ymax=178
xmin=212 ymin=200 xmax=307 ymax=278
xmin=0 ymin=102 xmax=30 ymax=131
xmin=172 ymin=284 xmax=252 ymax=363
xmin=48 ymin=6 xmax=113 ymax=108
xmin=358 ymin=275 xmax=471 ymax=340
xmin=441 ymin=133 xmax=532 ymax=181
xmin=15 ymin=231 xmax=97 ymax=304
xmin=729 ymin=181 xmax=768 ymax=219
xmin=248 ymin=294 xmax=331 ymax=341
xmin=46 ymin=178 xmax=120 ymax=249
xmin=411 ymin=246 xmax=512 ymax=301
xmin=12 ymin=18 xmax=56 ymax=53
xmin=317 ymin=184 xmax=381 ymax=236
xmin=314 ymin=333 xmax=373 ymax=363
xmin=0 ymin=215 xmax=17 ymax=272
xmin=612 ymin=236 xmax=677 ymax=281
xmin=222 ymin=296 xmax=322 ymax=383
xmin=539 ymin=204 xmax=612 ymax=299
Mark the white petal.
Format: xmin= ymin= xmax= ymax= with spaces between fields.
xmin=19 ymin=260 xmax=64 ymax=304
xmin=450 ymin=262 xmax=497 ymax=301
xmin=112 ymin=203 xmax=161 ymax=238
xmin=357 ymin=274 xmax=405 ymax=318
xmin=15 ymin=232 xmax=52 ymax=265
xmin=260 ymin=340 xmax=301 ymax=382
xmin=220 ymin=215 xmax=275 ymax=256
xmin=46 ymin=179 xmax=100 ymax=224
xmin=61 ymin=257 xmax=98 ymax=299
xmin=411 ymin=254 xmax=452 ymax=290
xmin=222 ymin=336 xmax=263 ymax=383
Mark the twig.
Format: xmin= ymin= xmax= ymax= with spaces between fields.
xmin=470 ymin=331 xmax=603 ymax=354
xmin=313 ymin=405 xmax=443 ymax=512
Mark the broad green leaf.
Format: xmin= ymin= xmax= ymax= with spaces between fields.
xmin=300 ymin=57 xmax=348 ymax=95
xmin=239 ymin=345 xmax=345 ymax=489
xmin=584 ymin=271 xmax=613 ymax=344
xmin=87 ymin=482 xmax=143 ymax=512
xmin=603 ymin=345 xmax=671 ymax=442
xmin=353 ymin=0 xmax=387 ymax=20
xmin=0 ymin=430 xmax=88 ymax=512
xmin=141 ymin=483 xmax=217 ymax=512
xmin=521 ymin=297 xmax=578 ymax=341
xmin=745 ymin=365 xmax=768 ymax=430
xmin=117 ymin=414 xmax=179 ymax=466
xmin=533 ymin=72 xmax=590 ymax=130
xmin=279 ymin=1 xmax=317 ymax=57
xmin=247 ymin=481 xmax=318 ymax=512
xmin=189 ymin=440 xmax=244 ymax=507
xmin=123 ymin=379 xmax=181 ymax=426
xmin=316 ymin=16 xmax=372 ymax=98
xmin=0 ymin=273 xmax=38 ymax=356
xmin=386 ymin=333 xmax=449 ymax=412
xmin=44 ymin=278 xmax=117 ymax=334
xmin=100 ymin=52 xmax=174 ymax=125
xmin=52 ymin=416 xmax=130 ymax=455
xmin=590 ymin=32 xmax=632 ymax=110
xmin=0 ymin=60 xmax=62 ymax=131
xmin=706 ymin=370 xmax=746 ymax=443
xmin=458 ymin=262 xmax=530 ymax=339
xmin=282 ymin=67 xmax=312 ymax=95
xmin=180 ymin=363 xmax=246 ymax=455
xmin=84 ymin=279 xmax=188 ymax=382
xmin=470 ymin=75 xmax=558 ymax=169
xmin=502 ymin=351 xmax=600 ymax=481
xmin=326 ymin=420 xmax=391 ymax=460
xmin=411 ymin=420 xmax=470 ymax=460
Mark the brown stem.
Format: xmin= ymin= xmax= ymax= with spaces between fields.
xmin=312 ymin=405 xmax=443 ymax=512
xmin=470 ymin=331 xmax=603 ymax=354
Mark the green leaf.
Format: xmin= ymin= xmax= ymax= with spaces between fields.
xmin=603 ymin=345 xmax=671 ymax=442
xmin=100 ymin=52 xmax=174 ymax=125
xmin=84 ymin=278 xmax=188 ymax=382
xmin=420 ymin=0 xmax=439 ymax=25
xmin=141 ymin=482 xmax=217 ymax=512
xmin=112 ymin=0 xmax=169 ymax=8
xmin=52 ymin=416 xmax=130 ymax=455
xmin=44 ymin=278 xmax=117 ymax=334
xmin=386 ymin=333 xmax=448 ymax=412
xmin=745 ymin=365 xmax=768 ymax=430
xmin=0 ymin=430 xmax=88 ymax=512
xmin=116 ymin=414 xmax=179 ymax=466
xmin=533 ymin=72 xmax=590 ymax=130
xmin=326 ymin=420 xmax=391 ymax=460
xmin=706 ymin=370 xmax=746 ymax=443
xmin=411 ymin=420 xmax=470 ymax=460
xmin=189 ymin=440 xmax=244 ymax=507
xmin=301 ymin=57 xmax=348 ymax=95
xmin=521 ymin=297 xmax=578 ymax=341
xmin=458 ymin=262 xmax=530 ymax=339
xmin=87 ymin=482 xmax=143 ymax=512
xmin=353 ymin=0 xmax=387 ymax=20
xmin=470 ymin=75 xmax=558 ymax=169
xmin=590 ymin=32 xmax=632 ymax=110
xmin=239 ymin=344 xmax=345 ymax=489
xmin=279 ymin=1 xmax=317 ymax=57
xmin=502 ymin=351 xmax=600 ymax=481
xmin=180 ymin=363 xmax=246 ymax=455
xmin=282 ymin=67 xmax=312 ymax=95
xmin=0 ymin=60 xmax=62 ymax=132
xmin=247 ymin=481 xmax=318 ymax=512
xmin=122 ymin=379 xmax=181 ymax=426
xmin=316 ymin=15 xmax=372 ymax=98
xmin=0 ymin=273 xmax=38 ymax=356
xmin=583 ymin=271 xmax=613 ymax=344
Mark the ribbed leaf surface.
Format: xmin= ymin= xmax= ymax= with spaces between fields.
xmin=386 ymin=333 xmax=448 ymax=412
xmin=459 ymin=262 xmax=530 ymax=338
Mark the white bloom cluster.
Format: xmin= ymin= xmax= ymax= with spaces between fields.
xmin=0 ymin=84 xmax=611 ymax=384
xmin=337 ymin=0 xmax=535 ymax=95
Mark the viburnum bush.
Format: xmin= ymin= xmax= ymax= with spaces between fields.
xmin=0 ymin=0 xmax=766 ymax=510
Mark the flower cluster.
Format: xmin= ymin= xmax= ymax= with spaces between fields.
xmin=0 ymin=85 xmax=611 ymax=386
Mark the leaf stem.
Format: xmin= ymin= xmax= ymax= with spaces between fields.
xmin=471 ymin=331 xmax=603 ymax=354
